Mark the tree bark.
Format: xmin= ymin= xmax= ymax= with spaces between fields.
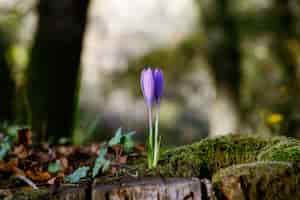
xmin=212 ymin=161 xmax=300 ymax=200
xmin=27 ymin=0 xmax=90 ymax=142
xmin=0 ymin=30 xmax=15 ymax=123
xmin=92 ymin=177 xmax=203 ymax=200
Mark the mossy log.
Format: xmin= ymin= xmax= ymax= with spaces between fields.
xmin=147 ymin=135 xmax=284 ymax=177
xmin=93 ymin=135 xmax=299 ymax=199
xmin=212 ymin=161 xmax=300 ymax=200
xmin=92 ymin=177 xmax=203 ymax=200
xmin=257 ymin=138 xmax=300 ymax=162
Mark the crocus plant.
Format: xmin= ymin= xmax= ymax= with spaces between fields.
xmin=141 ymin=67 xmax=164 ymax=169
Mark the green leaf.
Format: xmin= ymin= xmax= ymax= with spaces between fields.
xmin=66 ymin=166 xmax=90 ymax=183
xmin=0 ymin=137 xmax=12 ymax=160
xmin=92 ymin=147 xmax=110 ymax=178
xmin=0 ymin=125 xmax=24 ymax=160
xmin=48 ymin=160 xmax=61 ymax=174
xmin=123 ymin=131 xmax=135 ymax=138
xmin=6 ymin=126 xmax=19 ymax=140
xmin=108 ymin=128 xmax=122 ymax=146
xmin=123 ymin=131 xmax=135 ymax=153
xmin=102 ymin=160 xmax=111 ymax=172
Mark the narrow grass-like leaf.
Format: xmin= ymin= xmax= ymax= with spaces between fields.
xmin=92 ymin=147 xmax=109 ymax=177
xmin=0 ymin=137 xmax=12 ymax=160
xmin=108 ymin=128 xmax=122 ymax=146
xmin=123 ymin=131 xmax=135 ymax=153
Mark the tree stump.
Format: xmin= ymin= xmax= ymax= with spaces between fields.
xmin=212 ymin=161 xmax=300 ymax=200
xmin=92 ymin=177 xmax=202 ymax=200
xmin=55 ymin=185 xmax=87 ymax=200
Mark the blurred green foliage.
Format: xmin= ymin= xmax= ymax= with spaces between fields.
xmin=118 ymin=0 xmax=300 ymax=139
xmin=1 ymin=0 xmax=300 ymax=144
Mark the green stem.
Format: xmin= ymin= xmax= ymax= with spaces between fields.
xmin=147 ymin=105 xmax=153 ymax=168
xmin=153 ymin=104 xmax=160 ymax=167
xmin=148 ymin=105 xmax=153 ymax=148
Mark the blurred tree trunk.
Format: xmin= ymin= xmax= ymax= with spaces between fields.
xmin=27 ymin=0 xmax=90 ymax=143
xmin=201 ymin=0 xmax=241 ymax=135
xmin=0 ymin=31 xmax=15 ymax=123
xmin=272 ymin=0 xmax=299 ymax=137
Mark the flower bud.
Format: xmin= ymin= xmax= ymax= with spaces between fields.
xmin=140 ymin=68 xmax=155 ymax=107
xmin=153 ymin=69 xmax=164 ymax=104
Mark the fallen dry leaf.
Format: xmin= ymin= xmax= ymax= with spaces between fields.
xmin=35 ymin=151 xmax=52 ymax=163
xmin=47 ymin=172 xmax=64 ymax=185
xmin=47 ymin=177 xmax=57 ymax=185
xmin=18 ymin=128 xmax=32 ymax=146
xmin=56 ymin=146 xmax=75 ymax=157
xmin=110 ymin=166 xmax=118 ymax=175
xmin=59 ymin=157 xmax=69 ymax=171
xmin=12 ymin=145 xmax=29 ymax=159
xmin=116 ymin=155 xmax=127 ymax=164
xmin=0 ymin=159 xmax=18 ymax=173
xmin=19 ymin=186 xmax=34 ymax=191
xmin=0 ymin=127 xmax=146 ymax=189
xmin=111 ymin=145 xmax=123 ymax=157
xmin=134 ymin=144 xmax=145 ymax=153
xmin=25 ymin=170 xmax=51 ymax=182
xmin=0 ymin=189 xmax=12 ymax=197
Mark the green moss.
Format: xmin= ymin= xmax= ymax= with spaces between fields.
xmin=143 ymin=134 xmax=284 ymax=178
xmin=258 ymin=139 xmax=300 ymax=162
xmin=212 ymin=161 xmax=300 ymax=200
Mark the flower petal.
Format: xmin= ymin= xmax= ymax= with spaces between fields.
xmin=153 ymin=69 xmax=164 ymax=103
xmin=141 ymin=68 xmax=155 ymax=107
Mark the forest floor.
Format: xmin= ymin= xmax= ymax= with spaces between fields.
xmin=0 ymin=128 xmax=147 ymax=198
xmin=0 ymin=128 xmax=299 ymax=200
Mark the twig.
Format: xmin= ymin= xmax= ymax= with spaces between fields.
xmin=16 ymin=175 xmax=39 ymax=190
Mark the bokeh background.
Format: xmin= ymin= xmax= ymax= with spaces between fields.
xmin=1 ymin=0 xmax=300 ymax=146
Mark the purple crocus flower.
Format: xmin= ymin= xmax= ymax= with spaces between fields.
xmin=140 ymin=68 xmax=155 ymax=107
xmin=141 ymin=67 xmax=164 ymax=169
xmin=153 ymin=69 xmax=164 ymax=104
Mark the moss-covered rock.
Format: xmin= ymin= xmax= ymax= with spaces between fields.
xmin=146 ymin=134 xmax=285 ymax=177
xmin=212 ymin=161 xmax=300 ymax=200
xmin=257 ymin=139 xmax=300 ymax=162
